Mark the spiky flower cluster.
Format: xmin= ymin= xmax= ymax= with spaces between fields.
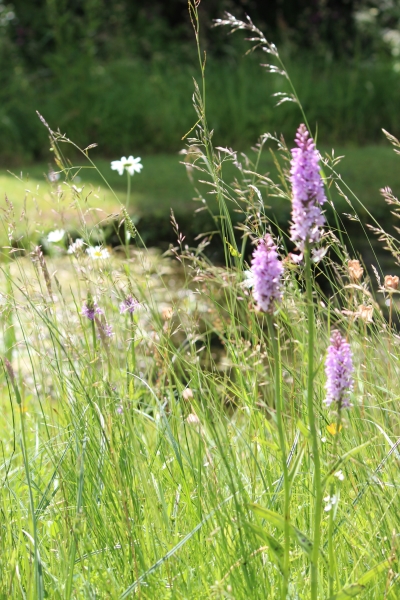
xmin=290 ymin=124 xmax=327 ymax=252
xmin=119 ymin=296 xmax=140 ymax=314
xmin=82 ymin=297 xmax=103 ymax=321
xmin=251 ymin=233 xmax=283 ymax=314
xmin=325 ymin=330 xmax=353 ymax=409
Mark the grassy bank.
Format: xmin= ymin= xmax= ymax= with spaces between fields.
xmin=1 ymin=145 xmax=399 ymax=251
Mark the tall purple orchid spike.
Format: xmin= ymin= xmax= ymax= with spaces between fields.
xmin=251 ymin=233 xmax=283 ymax=314
xmin=290 ymin=124 xmax=327 ymax=253
xmin=325 ymin=330 xmax=354 ymax=409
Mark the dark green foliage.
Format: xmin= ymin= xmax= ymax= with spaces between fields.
xmin=0 ymin=0 xmax=398 ymax=164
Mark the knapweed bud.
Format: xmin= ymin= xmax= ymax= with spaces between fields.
xmin=325 ymin=330 xmax=353 ymax=409
xmin=289 ymin=124 xmax=326 ymax=252
xmin=348 ymin=260 xmax=363 ymax=283
xmin=251 ymin=233 xmax=283 ymax=314
xmin=384 ymin=275 xmax=399 ymax=291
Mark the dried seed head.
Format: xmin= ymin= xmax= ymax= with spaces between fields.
xmin=384 ymin=275 xmax=399 ymax=291
xmin=3 ymin=358 xmax=15 ymax=385
xmin=182 ymin=388 xmax=194 ymax=401
xmin=186 ymin=413 xmax=200 ymax=426
xmin=348 ymin=260 xmax=363 ymax=283
xmin=356 ymin=304 xmax=373 ymax=323
xmin=162 ymin=307 xmax=174 ymax=321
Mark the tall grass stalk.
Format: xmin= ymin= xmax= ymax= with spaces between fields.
xmin=305 ymin=245 xmax=323 ymax=599
xmin=267 ymin=314 xmax=290 ymax=598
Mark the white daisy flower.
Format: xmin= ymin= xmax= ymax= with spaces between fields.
xmin=111 ymin=155 xmax=143 ymax=176
xmin=86 ymin=246 xmax=110 ymax=260
xmin=47 ymin=229 xmax=65 ymax=243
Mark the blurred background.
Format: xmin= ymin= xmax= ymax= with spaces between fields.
xmin=0 ymin=0 xmax=400 ymax=255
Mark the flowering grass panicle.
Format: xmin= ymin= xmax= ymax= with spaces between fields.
xmin=325 ymin=330 xmax=354 ymax=408
xmin=251 ymin=233 xmax=283 ymax=314
xmin=290 ymin=124 xmax=327 ymax=252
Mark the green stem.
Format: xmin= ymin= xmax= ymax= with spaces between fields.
xmin=305 ymin=246 xmax=322 ymax=600
xmin=126 ymin=171 xmax=131 ymax=213
xmin=267 ymin=315 xmax=290 ymax=599
xmin=328 ymin=409 xmax=343 ymax=596
xmin=130 ymin=313 xmax=136 ymax=393
xmin=15 ymin=383 xmax=44 ymax=599
xmin=91 ymin=319 xmax=97 ymax=355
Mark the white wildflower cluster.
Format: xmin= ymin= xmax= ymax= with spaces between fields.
xmin=67 ymin=238 xmax=85 ymax=255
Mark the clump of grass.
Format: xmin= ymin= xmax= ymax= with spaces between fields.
xmin=0 ymin=5 xmax=399 ymax=599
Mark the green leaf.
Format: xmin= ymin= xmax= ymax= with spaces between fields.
xmin=296 ymin=419 xmax=311 ymax=440
xmin=322 ymin=440 xmax=373 ymax=488
xmin=288 ymin=442 xmax=306 ymax=487
xmin=249 ymin=504 xmax=313 ymax=558
xmin=245 ymin=522 xmax=284 ymax=572
xmin=328 ymin=584 xmax=365 ymax=599
xmin=357 ymin=559 xmax=391 ymax=585
xmin=250 ymin=504 xmax=286 ymax=530
xmin=328 ymin=559 xmax=392 ymax=599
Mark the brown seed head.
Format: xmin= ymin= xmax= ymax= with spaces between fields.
xmin=356 ymin=304 xmax=373 ymax=323
xmin=348 ymin=260 xmax=363 ymax=283
xmin=162 ymin=307 xmax=174 ymax=321
xmin=384 ymin=275 xmax=399 ymax=291
xmin=186 ymin=413 xmax=200 ymax=426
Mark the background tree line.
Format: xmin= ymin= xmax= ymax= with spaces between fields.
xmin=0 ymin=0 xmax=399 ymax=162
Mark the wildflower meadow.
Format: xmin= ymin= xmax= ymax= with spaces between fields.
xmin=0 ymin=3 xmax=399 ymax=599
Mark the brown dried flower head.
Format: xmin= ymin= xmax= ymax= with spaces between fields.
xmin=182 ymin=388 xmax=194 ymax=401
xmin=348 ymin=260 xmax=364 ymax=283
xmin=356 ymin=304 xmax=373 ymax=323
xmin=384 ymin=275 xmax=399 ymax=291
xmin=186 ymin=413 xmax=200 ymax=426
xmin=162 ymin=306 xmax=174 ymax=321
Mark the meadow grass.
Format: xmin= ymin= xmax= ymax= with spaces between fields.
xmin=1 ymin=145 xmax=400 ymax=249
xmin=0 ymin=6 xmax=399 ymax=600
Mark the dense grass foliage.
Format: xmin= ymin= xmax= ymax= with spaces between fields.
xmin=1 ymin=5 xmax=399 ymax=599
xmin=1 ymin=51 xmax=400 ymax=164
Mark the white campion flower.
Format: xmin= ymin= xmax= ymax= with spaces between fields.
xmin=47 ymin=229 xmax=65 ymax=243
xmin=323 ymin=494 xmax=338 ymax=512
xmin=111 ymin=156 xmax=143 ymax=176
xmin=86 ymin=246 xmax=110 ymax=260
